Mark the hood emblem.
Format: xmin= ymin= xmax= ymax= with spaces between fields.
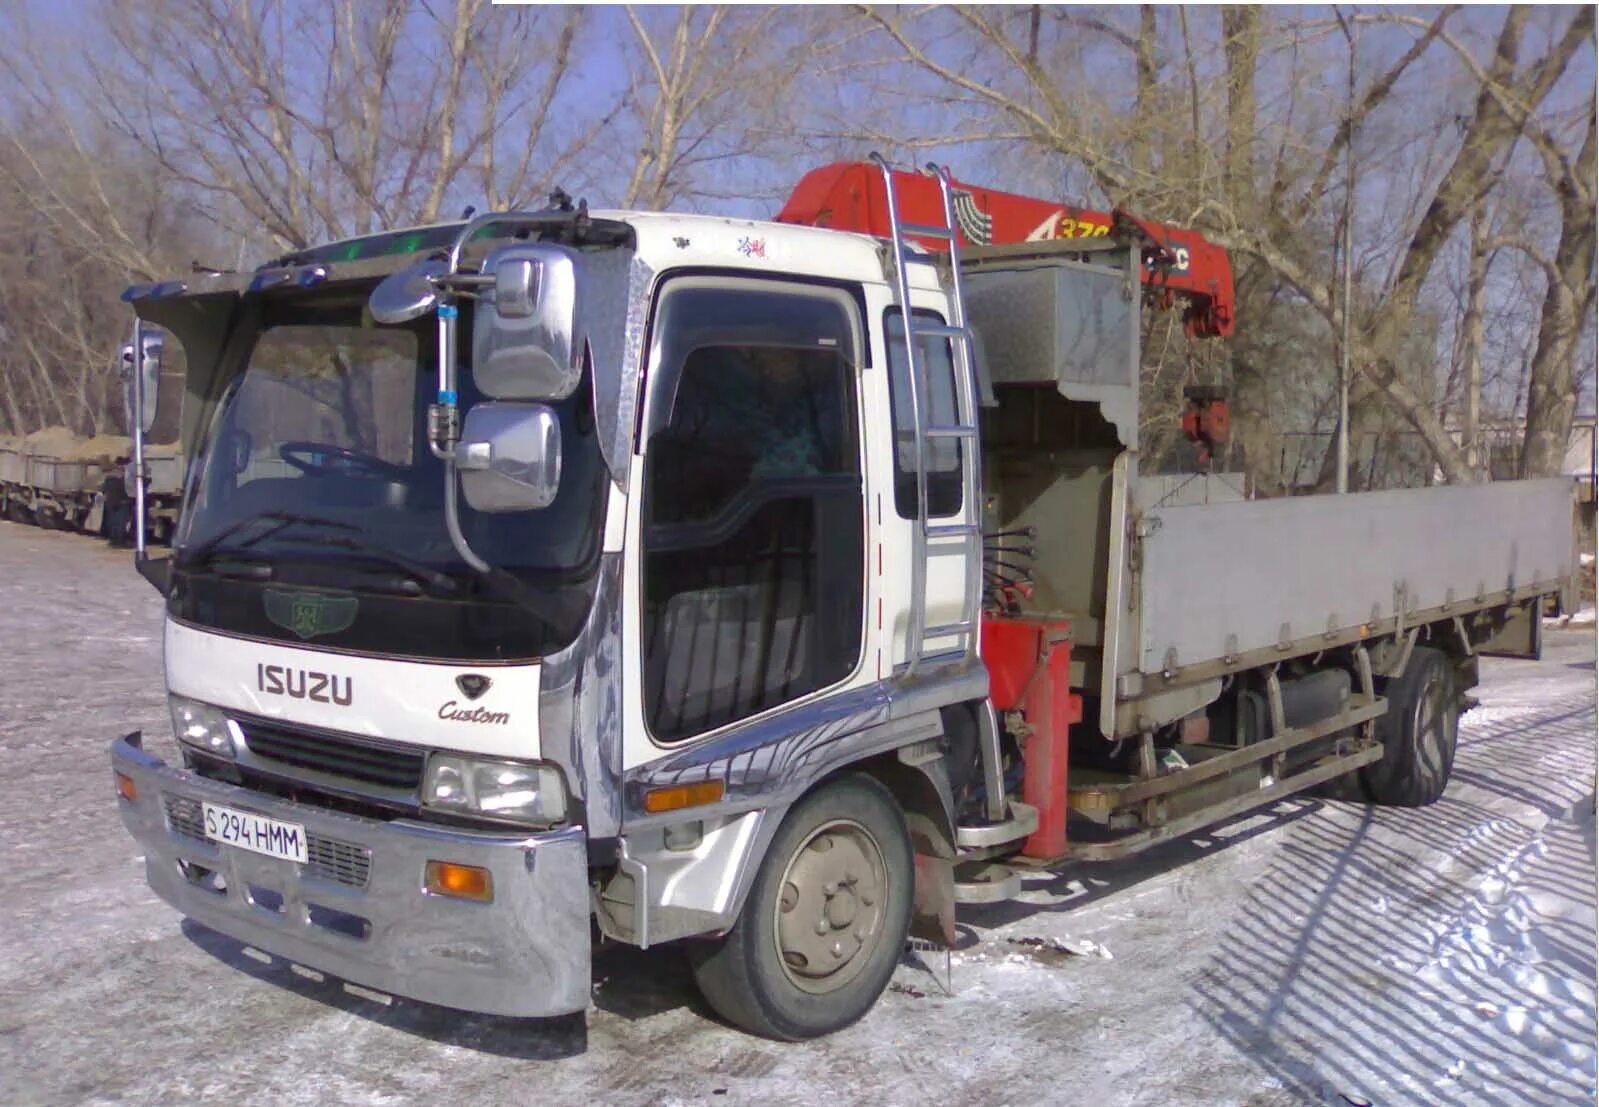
xmin=456 ymin=674 xmax=492 ymax=700
xmin=264 ymin=588 xmax=358 ymax=641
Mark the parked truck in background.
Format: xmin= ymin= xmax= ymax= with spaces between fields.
xmin=1 ymin=428 xmax=124 ymax=533
xmin=107 ymin=158 xmax=1577 ymax=1039
xmin=0 ymin=431 xmax=182 ymax=542
xmin=0 ymin=333 xmax=184 ymax=543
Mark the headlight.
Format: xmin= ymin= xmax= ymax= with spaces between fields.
xmin=422 ymin=754 xmax=566 ymax=824
xmin=169 ymin=695 xmax=238 ymax=759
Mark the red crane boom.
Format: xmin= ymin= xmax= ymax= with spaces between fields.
xmin=777 ymin=161 xmax=1235 ymax=339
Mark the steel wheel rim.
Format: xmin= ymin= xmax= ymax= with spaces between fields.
xmin=1412 ymin=671 xmax=1449 ymax=777
xmin=772 ymin=818 xmax=889 ymax=995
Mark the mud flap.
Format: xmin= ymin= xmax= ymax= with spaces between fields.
xmin=911 ymin=852 xmax=957 ymax=947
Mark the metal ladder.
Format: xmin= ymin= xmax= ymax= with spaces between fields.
xmin=873 ymin=155 xmax=1036 ymax=879
xmin=869 ymin=153 xmax=985 ymax=678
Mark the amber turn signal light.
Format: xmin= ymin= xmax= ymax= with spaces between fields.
xmin=642 ymin=779 xmax=725 ymax=815
xmin=423 ymin=860 xmax=493 ymax=903
xmin=114 ymin=771 xmax=138 ymax=803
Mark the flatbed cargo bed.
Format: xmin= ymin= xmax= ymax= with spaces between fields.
xmin=1133 ymin=476 xmax=1574 ymax=681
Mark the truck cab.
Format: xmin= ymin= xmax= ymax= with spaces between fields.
xmin=111 ymin=187 xmax=1000 ymax=1038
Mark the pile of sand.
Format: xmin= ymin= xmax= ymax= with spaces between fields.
xmin=22 ymin=426 xmax=78 ymax=456
xmin=65 ymin=435 xmax=132 ymax=462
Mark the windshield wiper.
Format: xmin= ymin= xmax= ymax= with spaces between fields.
xmin=278 ymin=531 xmax=459 ymax=596
xmin=181 ymin=514 xmax=458 ymax=596
xmin=178 ymin=511 xmax=360 ymax=568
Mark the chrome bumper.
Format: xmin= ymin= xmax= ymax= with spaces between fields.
xmin=110 ymin=733 xmax=590 ymax=1018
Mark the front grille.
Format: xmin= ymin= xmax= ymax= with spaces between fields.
xmin=235 ymin=718 xmax=425 ymax=791
xmin=304 ymin=836 xmax=373 ymax=889
xmin=165 ymin=793 xmax=206 ymax=841
xmin=163 ymin=794 xmax=372 ymax=889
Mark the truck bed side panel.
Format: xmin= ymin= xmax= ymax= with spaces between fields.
xmin=1135 ymin=478 xmax=1574 ymax=676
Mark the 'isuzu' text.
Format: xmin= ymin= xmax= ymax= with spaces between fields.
xmin=256 ymin=663 xmax=353 ymax=706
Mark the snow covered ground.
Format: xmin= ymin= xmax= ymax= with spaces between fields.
xmin=0 ymin=522 xmax=1592 ymax=1106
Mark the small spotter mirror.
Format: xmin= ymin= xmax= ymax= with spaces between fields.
xmin=456 ymin=402 xmax=563 ymax=512
xmin=493 ymin=255 xmax=538 ymax=319
xmin=369 ymin=258 xmax=448 ymax=324
xmin=120 ymin=328 xmax=163 ymax=436
xmin=473 ymin=243 xmax=584 ymax=401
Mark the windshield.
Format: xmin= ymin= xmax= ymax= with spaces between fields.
xmin=170 ymin=294 xmax=607 ymax=661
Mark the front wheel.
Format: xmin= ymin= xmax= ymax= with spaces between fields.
xmin=689 ymin=774 xmax=913 ymax=1039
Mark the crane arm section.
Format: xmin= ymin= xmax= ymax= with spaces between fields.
xmin=777 ymin=161 xmax=1234 ymax=339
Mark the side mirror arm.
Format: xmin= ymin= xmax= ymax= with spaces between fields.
xmin=129 ymin=319 xmax=150 ymax=561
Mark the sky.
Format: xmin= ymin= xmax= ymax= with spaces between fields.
xmin=8 ymin=1 xmax=1594 ymax=422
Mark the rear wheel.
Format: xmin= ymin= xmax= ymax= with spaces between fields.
xmin=689 ymin=773 xmax=913 ymax=1039
xmin=1360 ymin=646 xmax=1458 ymax=806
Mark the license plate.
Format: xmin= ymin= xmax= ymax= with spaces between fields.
xmin=202 ymin=802 xmax=309 ymax=864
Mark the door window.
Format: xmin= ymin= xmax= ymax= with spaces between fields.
xmin=884 ymin=308 xmax=963 ymax=518
xmin=641 ymin=281 xmax=865 ymax=742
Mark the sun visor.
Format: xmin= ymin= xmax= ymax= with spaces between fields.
xmin=122 ymin=287 xmax=240 ymax=455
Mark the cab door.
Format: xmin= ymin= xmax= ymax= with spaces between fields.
xmin=622 ymin=276 xmax=869 ymax=765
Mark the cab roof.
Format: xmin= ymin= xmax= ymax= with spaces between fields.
xmin=125 ymin=207 xmax=943 ymax=304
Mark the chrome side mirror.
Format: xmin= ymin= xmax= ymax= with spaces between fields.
xmin=472 ymin=244 xmax=583 ymax=401
xmin=456 ymin=402 xmax=562 ymax=512
xmin=368 ymin=258 xmax=447 ymax=324
xmin=120 ymin=329 xmax=163 ymax=435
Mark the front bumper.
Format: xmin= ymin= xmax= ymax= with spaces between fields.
xmin=111 ymin=733 xmax=590 ymax=1018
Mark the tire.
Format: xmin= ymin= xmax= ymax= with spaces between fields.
xmin=689 ymin=773 xmax=913 ymax=1040
xmin=1360 ymin=646 xmax=1458 ymax=806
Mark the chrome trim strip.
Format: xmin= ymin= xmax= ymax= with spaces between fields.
xmin=625 ymin=665 xmax=983 ymax=824
xmin=537 ymin=552 xmax=626 ymax=839
xmin=593 ymin=252 xmax=653 ymax=490
xmin=613 ymin=666 xmax=983 ymax=944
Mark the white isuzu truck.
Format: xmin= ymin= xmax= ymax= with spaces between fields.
xmin=109 ymin=160 xmax=1576 ymax=1040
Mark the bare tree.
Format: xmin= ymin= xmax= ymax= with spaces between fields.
xmin=52 ymin=0 xmax=597 ymax=251
xmin=1454 ymin=200 xmax=1490 ymax=475
xmin=616 ymin=6 xmax=828 ymax=212
xmin=0 ymin=2 xmax=843 ymax=438
xmin=0 ymin=0 xmax=603 ymax=436
xmin=1511 ymin=90 xmax=1596 ymax=477
xmin=0 ymin=87 xmax=199 ymax=436
xmin=852 ymin=5 xmax=1596 ymax=485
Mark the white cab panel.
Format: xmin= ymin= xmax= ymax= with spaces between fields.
xmin=164 ymin=618 xmax=542 ymax=759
